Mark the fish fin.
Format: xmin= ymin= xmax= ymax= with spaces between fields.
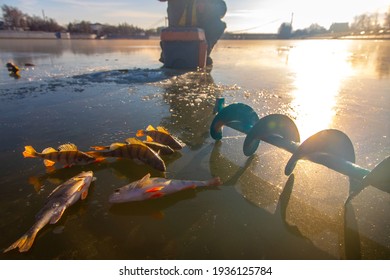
xmin=109 ymin=142 xmax=126 ymax=150
xmin=127 ymin=138 xmax=144 ymax=145
xmin=126 ymin=137 xmax=149 ymax=144
xmin=146 ymin=136 xmax=154 ymax=142
xmin=207 ymin=177 xmax=222 ymax=187
xmin=58 ymin=143 xmax=78 ymax=151
xmin=127 ymin=138 xmax=150 ymax=149
xmin=157 ymin=126 xmax=169 ymax=133
xmin=42 ymin=147 xmax=57 ymax=154
xmin=44 ymin=159 xmax=56 ymax=167
xmin=50 ymin=207 xmax=66 ymax=224
xmin=23 ymin=146 xmax=37 ymax=158
xmin=81 ymin=189 xmax=89 ymax=200
xmin=136 ymin=173 xmax=152 ymax=187
xmin=146 ymin=125 xmax=156 ymax=131
xmin=4 ymin=229 xmax=38 ymax=253
xmin=136 ymin=129 xmax=145 ymax=137
xmin=145 ymin=186 xmax=165 ymax=193
xmin=4 ymin=235 xmax=29 ymax=253
xmin=90 ymin=145 xmax=109 ymax=151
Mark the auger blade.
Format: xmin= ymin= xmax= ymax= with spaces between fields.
xmin=213 ymin=97 xmax=225 ymax=114
xmin=243 ymin=114 xmax=300 ymax=156
xmin=360 ymin=156 xmax=390 ymax=192
xmin=285 ymin=129 xmax=355 ymax=176
xmin=210 ymin=103 xmax=259 ymax=141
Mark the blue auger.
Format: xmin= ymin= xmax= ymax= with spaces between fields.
xmin=210 ymin=98 xmax=389 ymax=192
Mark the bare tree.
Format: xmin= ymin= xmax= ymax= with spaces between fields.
xmin=351 ymin=11 xmax=386 ymax=33
xmin=1 ymin=4 xmax=28 ymax=30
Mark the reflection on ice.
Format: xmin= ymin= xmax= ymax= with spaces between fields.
xmin=287 ymin=41 xmax=354 ymax=140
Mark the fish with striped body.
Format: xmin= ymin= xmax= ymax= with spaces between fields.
xmin=109 ymin=173 xmax=222 ymax=203
xmin=136 ymin=125 xmax=185 ymax=150
xmin=130 ymin=139 xmax=174 ymax=155
xmin=92 ymin=139 xmax=175 ymax=156
xmin=23 ymin=144 xmax=96 ymax=167
xmin=88 ymin=138 xmax=166 ymax=172
xmin=4 ymin=171 xmax=94 ymax=253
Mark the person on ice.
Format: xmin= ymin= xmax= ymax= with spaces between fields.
xmin=158 ymin=0 xmax=227 ymax=65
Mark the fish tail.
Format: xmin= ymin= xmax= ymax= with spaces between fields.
xmin=136 ymin=129 xmax=145 ymax=137
xmin=23 ymin=146 xmax=38 ymax=158
xmin=3 ymin=231 xmax=37 ymax=253
xmin=207 ymin=177 xmax=222 ymax=187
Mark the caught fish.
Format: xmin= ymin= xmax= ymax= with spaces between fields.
xmin=4 ymin=171 xmax=94 ymax=253
xmin=136 ymin=125 xmax=185 ymax=150
xmin=127 ymin=138 xmax=175 ymax=155
xmin=88 ymin=138 xmax=166 ymax=172
xmin=92 ymin=139 xmax=175 ymax=156
xmin=109 ymin=173 xmax=222 ymax=203
xmin=23 ymin=143 xmax=97 ymax=167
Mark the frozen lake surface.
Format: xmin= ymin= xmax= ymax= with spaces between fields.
xmin=0 ymin=39 xmax=389 ymax=259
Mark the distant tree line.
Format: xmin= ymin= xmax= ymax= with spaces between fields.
xmin=351 ymin=10 xmax=390 ymax=32
xmin=0 ymin=5 xmax=160 ymax=36
xmin=1 ymin=5 xmax=64 ymax=32
xmin=278 ymin=7 xmax=390 ymax=38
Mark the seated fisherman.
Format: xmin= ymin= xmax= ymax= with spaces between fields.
xmin=158 ymin=0 xmax=227 ymax=65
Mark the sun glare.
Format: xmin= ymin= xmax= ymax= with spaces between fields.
xmin=287 ymin=41 xmax=354 ymax=140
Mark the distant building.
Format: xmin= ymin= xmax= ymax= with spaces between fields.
xmin=90 ymin=23 xmax=104 ymax=35
xmin=329 ymin=22 xmax=349 ymax=33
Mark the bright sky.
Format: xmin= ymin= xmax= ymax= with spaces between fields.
xmin=1 ymin=0 xmax=389 ymax=33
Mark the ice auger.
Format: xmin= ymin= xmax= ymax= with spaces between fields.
xmin=210 ymin=98 xmax=389 ymax=193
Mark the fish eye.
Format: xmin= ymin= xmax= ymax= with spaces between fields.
xmin=114 ymin=189 xmax=120 ymax=193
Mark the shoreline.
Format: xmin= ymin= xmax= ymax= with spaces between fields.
xmin=1 ymin=30 xmax=389 ymax=40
